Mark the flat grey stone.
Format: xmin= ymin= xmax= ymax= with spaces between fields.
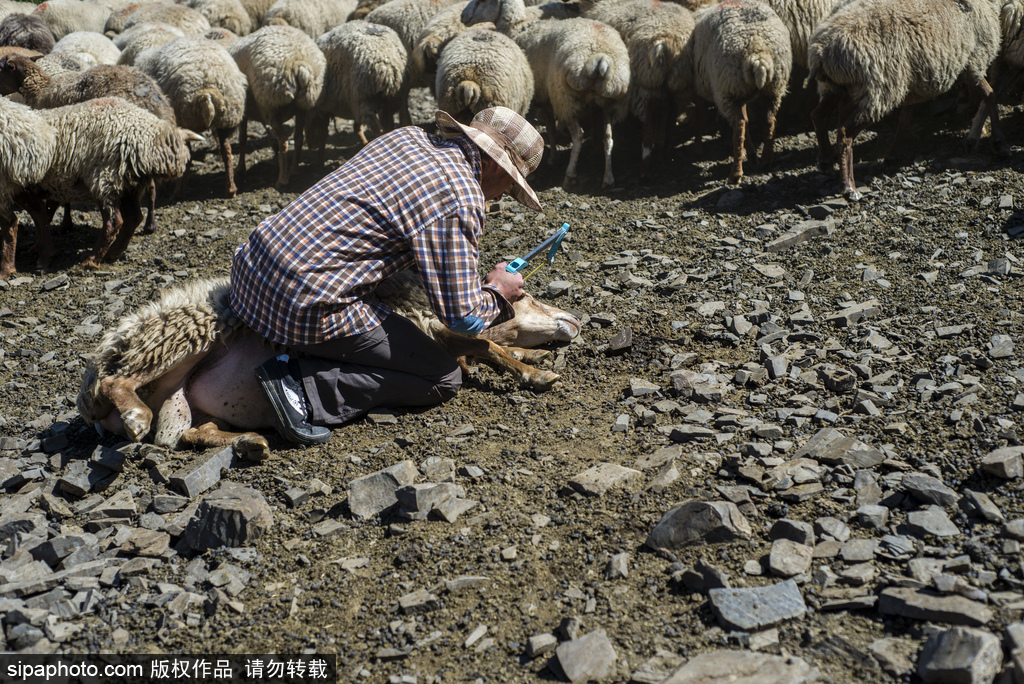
xmin=555 ymin=629 xmax=617 ymax=683
xmin=152 ymin=494 xmax=189 ymax=514
xmin=347 ymin=460 xmax=418 ymax=520
xmin=856 ymin=505 xmax=890 ymax=528
xmin=398 ymin=588 xmax=438 ymax=615
xmin=663 ymin=650 xmax=819 ymax=684
xmin=604 ymin=552 xmax=629 ymax=580
xmin=814 ymin=517 xmax=851 ymax=542
xmin=645 ymin=501 xmax=752 ymax=551
xmin=918 ymin=626 xmax=1002 ymax=684
xmin=869 ymin=638 xmax=916 ymax=677
xmin=630 ymin=649 xmax=683 ymax=684
xmin=526 ymin=633 xmax=558 ymax=659
xmin=765 ymin=220 xmax=833 ymax=253
xmin=87 ymin=488 xmax=137 ymax=519
xmin=841 ymin=538 xmax=878 ymax=563
xmin=981 ymin=446 xmax=1024 ymax=479
xmin=432 ymin=496 xmax=477 ymax=523
xmin=708 ymin=579 xmax=807 ymax=631
xmin=769 ymin=539 xmax=813 ymax=577
xmin=793 ymin=428 xmax=883 ymax=468
xmin=903 ymin=472 xmax=958 ymax=506
xmin=770 ymin=519 xmax=815 ymax=546
xmin=120 ymin=529 xmax=170 ymax=557
xmin=58 ymin=461 xmax=113 ymax=497
xmin=396 ymin=482 xmax=465 ymax=512
xmin=169 ymin=447 xmax=235 ymax=499
xmin=963 ymin=490 xmax=1004 ymax=523
xmin=89 ymin=445 xmax=126 ymax=472
xmin=660 ymin=425 xmax=716 ymax=442
xmin=824 ymin=299 xmax=881 ymax=327
xmin=907 ymin=507 xmax=961 ymax=537
xmin=183 ymin=482 xmax=273 ymax=550
xmin=569 ymin=463 xmax=641 ymax=497
xmin=879 ymin=588 xmax=993 ymax=626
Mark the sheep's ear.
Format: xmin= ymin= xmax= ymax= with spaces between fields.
xmin=180 ymin=129 xmax=206 ymax=145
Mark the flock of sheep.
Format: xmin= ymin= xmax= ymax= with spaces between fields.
xmin=1 ymin=0 xmax=1023 ymax=280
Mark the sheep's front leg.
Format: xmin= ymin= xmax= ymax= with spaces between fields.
xmin=440 ymin=332 xmax=560 ymax=391
xmin=563 ymin=119 xmax=584 ymax=187
xmin=99 ymin=375 xmax=153 ymax=442
xmin=975 ymin=75 xmax=1010 ymax=157
xmin=106 ymin=191 xmax=144 ymax=262
xmin=1 ymin=209 xmax=18 ymax=281
xmin=217 ymin=128 xmax=237 ymax=197
xmin=178 ymin=422 xmax=270 ymax=461
xmin=811 ymin=87 xmax=839 ymax=171
xmin=727 ymin=103 xmax=747 ymax=184
xmin=602 ymin=112 xmax=615 ymax=188
xmin=83 ymin=206 xmax=122 ymax=268
xmin=142 ymin=179 xmax=158 ymax=234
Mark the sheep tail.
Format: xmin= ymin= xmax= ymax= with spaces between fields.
xmin=456 ymin=80 xmax=482 ymax=111
xmin=569 ymin=53 xmax=629 ymax=100
xmin=196 ymin=89 xmax=218 ymax=131
xmin=373 ymin=61 xmax=404 ymax=98
xmin=747 ymin=52 xmax=773 ymax=91
xmin=1003 ymin=0 xmax=1024 ymax=42
xmin=294 ymin=64 xmax=319 ymax=109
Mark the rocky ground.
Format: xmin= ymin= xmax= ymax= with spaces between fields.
xmin=4 ymin=91 xmax=1024 ymax=683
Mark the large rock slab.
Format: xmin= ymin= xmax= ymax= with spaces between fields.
xmin=918 ymin=626 xmax=1002 ymax=684
xmin=645 ymin=501 xmax=752 ymax=551
xmin=569 ymin=463 xmax=641 ymax=496
xmin=663 ymin=650 xmax=819 ymax=684
xmin=347 ymin=460 xmax=418 ymax=520
xmin=879 ymin=588 xmax=993 ymax=626
xmin=708 ymin=580 xmax=807 ymax=631
xmin=902 ymin=473 xmax=958 ymax=507
xmin=184 ymin=482 xmax=273 ymax=550
xmin=981 ymin=446 xmax=1024 ymax=479
xmin=793 ymin=428 xmax=884 ymax=468
xmin=555 ymin=629 xmax=617 ymax=683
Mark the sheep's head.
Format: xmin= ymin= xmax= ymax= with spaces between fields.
xmin=481 ymin=292 xmax=581 ymax=348
xmin=0 ymin=54 xmax=29 ymax=96
xmin=461 ymin=0 xmax=503 ymax=27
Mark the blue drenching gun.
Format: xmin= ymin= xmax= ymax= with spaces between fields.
xmin=506 ymin=222 xmax=569 ymax=279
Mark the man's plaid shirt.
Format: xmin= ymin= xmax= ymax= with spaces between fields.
xmin=229 ymin=126 xmax=513 ymax=346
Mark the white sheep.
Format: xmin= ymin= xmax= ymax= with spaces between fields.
xmin=237 ymin=0 xmax=275 ymax=28
xmin=52 ymin=30 xmax=121 ymax=65
xmin=309 ymin=20 xmax=407 ymax=159
xmin=228 ymin=25 xmax=325 ymax=188
xmin=435 ymin=26 xmax=533 ymax=121
xmin=9 ymin=97 xmax=199 ymax=275
xmin=203 ymin=26 xmax=239 ymax=47
xmin=123 ymin=3 xmax=211 ymax=34
xmin=33 ymin=0 xmax=111 ymax=40
xmin=688 ymin=0 xmax=792 ymax=184
xmin=104 ymin=2 xmax=161 ymax=36
xmin=114 ymin=22 xmax=184 ymax=65
xmin=135 ymin=36 xmax=247 ymax=197
xmin=966 ymin=1 xmax=1024 ymax=142
xmin=260 ymin=0 xmax=357 ymax=39
xmin=809 ymin=0 xmax=1006 ymax=200
xmin=182 ymin=0 xmax=252 ymax=36
xmin=462 ymin=0 xmax=631 ymax=188
xmin=0 ymin=1 xmax=34 ymax=22
xmin=761 ymin=0 xmax=843 ymax=71
xmin=582 ymin=0 xmax=695 ymax=175
xmin=0 ymin=96 xmax=57 ymax=280
xmin=36 ymin=50 xmax=86 ymax=76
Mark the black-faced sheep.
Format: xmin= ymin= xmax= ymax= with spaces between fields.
xmin=0 ymin=13 xmax=56 ymax=54
xmin=8 ymin=97 xmax=200 ymax=276
xmin=135 ymin=36 xmax=247 ymax=197
xmin=260 ymin=0 xmax=357 ymax=39
xmin=77 ymin=273 xmax=580 ymax=457
xmin=0 ymin=96 xmax=57 ymax=280
xmin=809 ymin=0 xmax=1006 ymax=200
xmin=33 ymin=0 xmax=112 ymax=40
xmin=463 ymin=0 xmax=631 ymax=188
xmin=435 ymin=26 xmax=533 ymax=121
xmin=689 ymin=0 xmax=792 ymax=184
xmin=309 ymin=20 xmax=407 ymax=158
xmin=228 ymin=25 xmax=325 ymax=189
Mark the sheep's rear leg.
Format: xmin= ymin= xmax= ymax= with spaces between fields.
xmin=21 ymin=195 xmax=58 ymax=272
xmin=82 ymin=206 xmax=123 ymax=269
xmin=811 ymin=88 xmax=840 ymax=171
xmin=142 ymin=179 xmax=158 ymax=234
xmin=105 ymin=192 xmax=144 ymax=262
xmin=272 ymin=114 xmax=290 ymax=189
xmin=291 ymin=109 xmax=307 ymax=175
xmin=217 ymin=128 xmax=237 ymax=197
xmin=178 ymin=422 xmax=270 ymax=461
xmin=441 ymin=333 xmax=560 ymax=391
xmin=563 ymin=120 xmax=584 ymax=187
xmin=601 ymin=112 xmax=615 ymax=188
xmin=727 ymin=103 xmax=747 ymax=184
xmin=759 ymin=101 xmax=778 ymax=170
xmin=1 ymin=209 xmax=18 ymax=281
xmin=236 ymin=115 xmax=249 ymax=183
xmin=967 ymin=75 xmax=1010 ymax=157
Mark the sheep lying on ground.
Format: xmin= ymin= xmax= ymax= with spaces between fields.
xmin=435 ymin=27 xmax=533 ymax=121
xmin=583 ymin=0 xmax=695 ymax=175
xmin=229 ymin=25 xmax=325 ymax=189
xmin=463 ymin=0 xmax=630 ymax=188
xmin=135 ymin=36 xmax=247 ymax=197
xmin=309 ymin=20 xmax=407 ymax=158
xmin=52 ymin=30 xmax=120 ymax=65
xmin=809 ymin=0 xmax=1006 ymax=200
xmin=7 ymin=97 xmax=199 ymax=276
xmin=260 ymin=0 xmax=357 ymax=39
xmin=689 ymin=0 xmax=792 ymax=184
xmin=77 ymin=272 xmax=581 ymax=458
xmin=0 ymin=96 xmax=56 ymax=280
xmin=0 ymin=13 xmax=56 ymax=54
xmin=34 ymin=0 xmax=112 ymax=40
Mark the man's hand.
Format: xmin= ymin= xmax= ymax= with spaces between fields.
xmin=484 ymin=262 xmax=524 ymax=301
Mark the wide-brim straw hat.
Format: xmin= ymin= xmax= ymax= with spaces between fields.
xmin=435 ymin=107 xmax=544 ymax=212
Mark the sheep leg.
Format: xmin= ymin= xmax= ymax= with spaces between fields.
xmin=760 ymin=102 xmax=778 ymax=170
xmin=170 ymin=158 xmax=193 ymax=203
xmin=292 ymin=109 xmax=307 ymax=175
xmin=306 ymin=112 xmax=329 ymax=169
xmin=83 ymin=206 xmax=123 ymax=269
xmin=106 ymin=192 xmax=144 ymax=262
xmin=142 ymin=179 xmax=158 ymax=234
xmin=439 ymin=331 xmax=560 ymax=391
xmin=60 ymin=203 xmax=73 ymax=232
xmin=882 ymin=104 xmax=918 ymax=166
xmin=217 ymin=128 xmax=237 ymax=198
xmin=21 ymin=195 xmax=57 ymax=272
xmin=99 ymin=375 xmax=153 ymax=442
xmin=601 ymin=112 xmax=615 ymax=188
xmin=563 ymin=120 xmax=584 ymax=188
xmin=974 ymin=76 xmax=1010 ymax=157
xmin=811 ymin=88 xmax=840 ymax=171
xmin=1 ymin=209 xmax=17 ymax=280
xmin=272 ymin=114 xmax=290 ymax=189
xmin=640 ymin=100 xmax=670 ymax=178
xmin=178 ymin=422 xmax=270 ymax=461
xmin=727 ymin=103 xmax=747 ymax=184
xmin=236 ymin=115 xmax=249 ymax=182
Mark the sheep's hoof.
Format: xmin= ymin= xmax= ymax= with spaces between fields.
xmin=121 ymin=408 xmax=151 ymax=442
xmin=843 ymin=187 xmax=862 ymax=202
xmin=562 ymin=173 xmax=577 ymax=188
xmin=232 ymin=433 xmax=270 ymax=461
xmin=727 ymin=172 xmax=742 ymax=185
xmin=508 ymin=349 xmax=552 ymax=365
xmin=994 ymin=140 xmax=1012 ymax=158
xmin=522 ymin=370 xmax=560 ymax=392
xmin=226 ymin=185 xmax=237 ymax=198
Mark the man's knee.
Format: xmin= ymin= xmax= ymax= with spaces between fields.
xmin=436 ymin=365 xmax=462 ymax=402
